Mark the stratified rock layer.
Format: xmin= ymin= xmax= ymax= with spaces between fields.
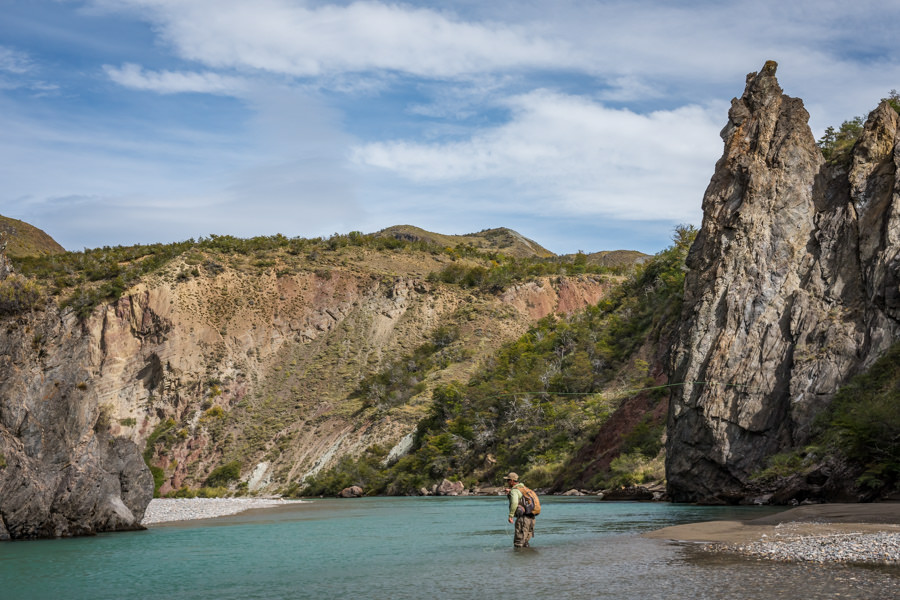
xmin=667 ymin=61 xmax=900 ymax=503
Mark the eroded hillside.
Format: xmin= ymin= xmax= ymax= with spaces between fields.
xmin=0 ymin=228 xmax=623 ymax=537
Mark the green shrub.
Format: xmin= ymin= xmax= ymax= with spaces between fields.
xmin=751 ymin=451 xmax=810 ymax=482
xmin=818 ymin=117 xmax=864 ymax=162
xmin=602 ymin=452 xmax=665 ymax=488
xmin=149 ymin=465 xmax=165 ymax=497
xmin=0 ymin=275 xmax=44 ymax=315
xmin=821 ymin=342 xmax=900 ymax=490
xmin=884 ymin=89 xmax=900 ymax=114
xmin=205 ymin=460 xmax=242 ymax=487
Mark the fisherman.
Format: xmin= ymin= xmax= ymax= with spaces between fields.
xmin=504 ymin=472 xmax=535 ymax=548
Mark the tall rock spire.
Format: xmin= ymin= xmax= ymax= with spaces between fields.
xmin=666 ymin=62 xmax=900 ymax=503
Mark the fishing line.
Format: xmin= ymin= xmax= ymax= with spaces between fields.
xmin=482 ymin=379 xmax=770 ymax=404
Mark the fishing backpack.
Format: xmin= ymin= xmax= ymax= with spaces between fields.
xmin=516 ymin=485 xmax=541 ymax=517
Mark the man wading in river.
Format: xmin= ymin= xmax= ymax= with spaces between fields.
xmin=504 ymin=472 xmax=536 ymax=548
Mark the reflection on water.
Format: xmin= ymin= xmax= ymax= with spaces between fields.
xmin=1 ymin=497 xmax=897 ymax=600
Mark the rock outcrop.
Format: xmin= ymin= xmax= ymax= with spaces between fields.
xmin=0 ymin=305 xmax=153 ymax=539
xmin=667 ymin=61 xmax=900 ymax=503
xmin=338 ymin=485 xmax=364 ymax=498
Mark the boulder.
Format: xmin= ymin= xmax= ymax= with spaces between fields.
xmin=338 ymin=486 xmax=364 ymax=498
xmin=561 ymin=489 xmax=584 ymax=496
xmin=435 ymin=479 xmax=465 ymax=496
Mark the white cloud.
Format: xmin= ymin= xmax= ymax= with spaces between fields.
xmin=353 ymin=90 xmax=724 ymax=222
xmin=103 ymin=63 xmax=246 ymax=94
xmin=90 ymin=0 xmax=580 ymax=78
xmin=0 ymin=46 xmax=32 ymax=74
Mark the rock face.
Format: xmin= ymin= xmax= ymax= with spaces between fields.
xmin=0 ymin=305 xmax=153 ymax=539
xmin=667 ymin=61 xmax=900 ymax=503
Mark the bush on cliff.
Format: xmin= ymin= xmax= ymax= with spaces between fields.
xmin=205 ymin=460 xmax=242 ymax=487
xmin=822 ymin=341 xmax=900 ymax=491
xmin=0 ymin=274 xmax=44 ymax=315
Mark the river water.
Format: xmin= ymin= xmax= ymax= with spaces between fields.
xmin=2 ymin=497 xmax=899 ymax=599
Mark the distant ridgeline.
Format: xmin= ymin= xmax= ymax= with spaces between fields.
xmin=3 ymin=62 xmax=900 ymax=541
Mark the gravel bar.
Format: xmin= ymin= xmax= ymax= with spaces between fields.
xmin=142 ymin=497 xmax=299 ymax=525
xmin=712 ymin=523 xmax=900 ymax=565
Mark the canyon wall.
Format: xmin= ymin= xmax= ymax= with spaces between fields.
xmin=0 ymin=245 xmax=611 ymax=538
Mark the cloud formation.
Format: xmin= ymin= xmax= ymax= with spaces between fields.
xmin=103 ymin=63 xmax=246 ymax=94
xmin=3 ymin=0 xmax=900 ymax=254
xmin=96 ymin=0 xmax=578 ymax=78
xmin=354 ymin=90 xmax=723 ymax=223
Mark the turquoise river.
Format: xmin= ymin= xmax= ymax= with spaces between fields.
xmin=2 ymin=497 xmax=899 ymax=599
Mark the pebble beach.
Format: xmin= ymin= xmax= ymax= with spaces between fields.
xmin=712 ymin=524 xmax=900 ymax=565
xmin=645 ymin=503 xmax=900 ymax=566
xmin=141 ymin=497 xmax=296 ymax=525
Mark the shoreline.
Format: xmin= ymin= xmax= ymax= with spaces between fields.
xmin=644 ymin=503 xmax=900 ymax=565
xmin=141 ymin=497 xmax=302 ymax=525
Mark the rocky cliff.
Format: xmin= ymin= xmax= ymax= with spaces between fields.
xmin=0 ymin=233 xmax=614 ymax=537
xmin=667 ymin=61 xmax=900 ymax=503
xmin=0 ymin=252 xmax=153 ymax=539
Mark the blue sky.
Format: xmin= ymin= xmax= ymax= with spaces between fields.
xmin=1 ymin=0 xmax=898 ymax=254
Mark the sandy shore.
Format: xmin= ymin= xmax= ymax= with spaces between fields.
xmin=645 ymin=503 xmax=900 ymax=564
xmin=141 ymin=497 xmax=300 ymax=525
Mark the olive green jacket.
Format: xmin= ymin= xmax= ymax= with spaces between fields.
xmin=507 ymin=483 xmax=525 ymax=519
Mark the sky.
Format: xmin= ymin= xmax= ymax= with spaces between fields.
xmin=1 ymin=1 xmax=899 ymax=255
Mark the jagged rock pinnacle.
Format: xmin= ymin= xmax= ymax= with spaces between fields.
xmin=666 ymin=63 xmax=900 ymax=504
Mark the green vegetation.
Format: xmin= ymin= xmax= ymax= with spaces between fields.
xmin=298 ymin=227 xmax=696 ymax=496
xmin=8 ymin=228 xmax=620 ymax=320
xmin=0 ymin=452 xmax=7 ymax=469
xmin=354 ymin=325 xmax=467 ymax=410
xmin=144 ymin=418 xmax=177 ymax=497
xmin=601 ymin=452 xmax=665 ymax=488
xmin=205 ymin=460 xmax=243 ymax=487
xmin=428 ymin=255 xmax=616 ymax=293
xmin=165 ymin=486 xmax=233 ymax=498
xmin=817 ymin=90 xmax=900 ymax=164
xmin=751 ymin=449 xmax=818 ymax=483
xmin=149 ymin=465 xmax=165 ymax=496
xmin=0 ymin=215 xmax=65 ymax=258
xmin=817 ymin=116 xmax=864 ymax=163
xmin=752 ymin=341 xmax=900 ymax=493
xmin=822 ymin=341 xmax=900 ymax=490
xmin=885 ymin=89 xmax=900 ymax=114
xmin=0 ymin=274 xmax=45 ymax=316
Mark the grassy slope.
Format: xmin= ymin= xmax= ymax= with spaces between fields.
xmin=0 ymin=215 xmax=66 ymax=258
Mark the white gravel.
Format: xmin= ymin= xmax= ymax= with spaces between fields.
xmin=141 ymin=497 xmax=300 ymax=525
xmin=714 ymin=523 xmax=900 ymax=565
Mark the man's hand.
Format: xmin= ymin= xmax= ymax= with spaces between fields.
xmin=508 ymin=517 xmax=513 ymax=524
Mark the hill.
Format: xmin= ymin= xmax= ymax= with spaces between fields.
xmin=0 ymin=215 xmax=65 ymax=258
xmin=377 ymin=225 xmax=555 ymax=259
